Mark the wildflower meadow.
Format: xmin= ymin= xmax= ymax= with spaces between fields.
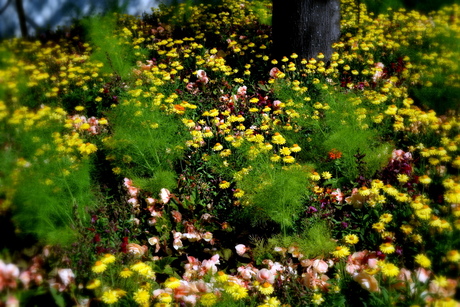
xmin=1 ymin=0 xmax=460 ymax=306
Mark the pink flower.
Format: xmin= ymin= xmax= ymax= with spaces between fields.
xmin=196 ymin=70 xmax=209 ymax=84
xmin=57 ymin=269 xmax=74 ymax=288
xmin=171 ymin=210 xmax=182 ymax=222
xmin=331 ymin=188 xmax=344 ymax=203
xmin=237 ymin=86 xmax=247 ymax=97
xmin=126 ymin=243 xmax=148 ymax=256
xmin=235 ymin=244 xmax=248 ymax=256
xmin=237 ymin=265 xmax=257 ymax=280
xmin=160 ymin=188 xmax=171 ymax=204
xmin=202 ymin=232 xmax=213 ymax=242
xmin=200 ymin=255 xmax=220 ymax=275
xmin=0 ymin=261 xmax=20 ymax=291
xmin=312 ymin=259 xmax=329 ymax=274
xmin=269 ymin=67 xmax=282 ymax=78
xmin=148 ymin=237 xmax=161 ymax=253
xmin=353 ymin=271 xmax=380 ymax=292
xmin=256 ymin=268 xmax=275 ymax=284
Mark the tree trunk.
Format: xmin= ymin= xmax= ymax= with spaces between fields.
xmin=15 ymin=0 xmax=28 ymax=38
xmin=272 ymin=0 xmax=340 ymax=62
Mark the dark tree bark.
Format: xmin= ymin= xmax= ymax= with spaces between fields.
xmin=15 ymin=0 xmax=28 ymax=38
xmin=272 ymin=0 xmax=340 ymax=62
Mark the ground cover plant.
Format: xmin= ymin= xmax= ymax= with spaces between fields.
xmin=1 ymin=0 xmax=460 ymax=306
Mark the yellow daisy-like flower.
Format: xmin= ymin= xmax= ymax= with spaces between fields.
xmin=415 ymin=254 xmax=431 ymax=268
xmin=419 ymin=175 xmax=432 ymax=185
xmin=380 ymin=262 xmax=400 ymax=277
xmin=119 ymin=268 xmax=134 ymax=278
xmin=259 ymin=296 xmax=281 ymax=307
xmin=101 ymin=253 xmax=116 ymax=264
xmin=397 ymin=174 xmax=410 ymax=183
xmin=259 ymin=282 xmax=274 ymax=295
xmin=379 ymin=213 xmax=393 ymax=223
xmin=290 ymin=144 xmax=301 ymax=152
xmin=279 ymin=146 xmax=291 ymax=156
xmin=164 ymin=277 xmax=181 ymax=289
xmin=200 ymin=293 xmax=218 ymax=306
xmin=131 ymin=262 xmax=155 ymax=279
xmin=321 ymin=171 xmax=332 ymax=180
xmin=380 ymin=243 xmax=395 ymax=254
xmin=219 ymin=181 xmax=231 ymax=189
xmin=158 ymin=292 xmax=172 ymax=303
xmin=358 ymin=186 xmax=371 ymax=196
xmin=310 ymin=172 xmax=321 ymax=181
xmin=283 ymin=155 xmax=295 ymax=163
xmin=446 ymin=250 xmax=460 ymax=262
xmin=101 ymin=289 xmax=123 ymax=304
xmin=332 ymin=246 xmax=350 ymax=258
xmin=344 ymin=234 xmax=359 ymax=245
xmin=212 ymin=143 xmax=223 ymax=151
xmin=312 ymin=293 xmax=325 ymax=305
xmin=400 ymin=224 xmax=413 ymax=235
xmin=86 ymin=279 xmax=101 ymax=289
xmin=372 ymin=222 xmax=386 ymax=232
xmin=225 ymin=282 xmax=248 ymax=300
xmin=92 ymin=261 xmax=107 ymax=274
xmin=133 ymin=288 xmax=151 ymax=305
xmin=216 ymin=271 xmax=229 ymax=283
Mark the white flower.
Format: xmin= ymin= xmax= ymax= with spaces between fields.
xmin=235 ymin=244 xmax=248 ymax=256
xmin=160 ymin=188 xmax=171 ymax=204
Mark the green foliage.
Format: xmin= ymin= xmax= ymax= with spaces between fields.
xmin=237 ymin=162 xmax=312 ymax=232
xmin=82 ymin=14 xmax=139 ymax=80
xmin=108 ymin=100 xmax=188 ymax=194
xmin=253 ymin=220 xmax=336 ymax=261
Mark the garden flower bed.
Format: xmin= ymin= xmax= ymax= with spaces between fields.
xmin=1 ymin=0 xmax=459 ymax=306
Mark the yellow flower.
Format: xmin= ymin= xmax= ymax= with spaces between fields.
xmin=321 ymin=172 xmax=332 ymax=180
xmin=133 ymin=288 xmax=151 ymax=305
xmin=216 ymin=271 xmax=229 ymax=283
xmin=332 ymin=246 xmax=350 ymax=258
xmin=379 ymin=213 xmax=393 ymax=223
xmin=380 ymin=262 xmax=400 ymax=277
xmin=219 ymin=181 xmax=230 ymax=189
xmin=212 ymin=143 xmax=223 ymax=151
xmin=86 ymin=279 xmax=101 ymax=289
xmin=400 ymin=224 xmax=413 ymax=235
xmin=415 ymin=254 xmax=431 ymax=268
xmin=101 ymin=254 xmax=116 ymax=264
xmin=75 ymin=105 xmax=85 ymax=111
xmin=279 ymin=146 xmax=291 ymax=156
xmin=380 ymin=243 xmax=395 ymax=254
xmin=225 ymin=282 xmax=248 ymax=300
xmin=101 ymin=289 xmax=124 ymax=304
xmin=419 ymin=175 xmax=432 ymax=185
xmin=290 ymin=144 xmax=301 ymax=152
xmin=119 ymin=268 xmax=134 ymax=278
xmin=446 ymin=250 xmax=460 ymax=262
xmin=312 ymin=293 xmax=325 ymax=305
xmin=372 ymin=222 xmax=386 ymax=232
xmin=92 ymin=261 xmax=107 ymax=274
xmin=200 ymin=293 xmax=218 ymax=306
xmin=283 ymin=155 xmax=295 ymax=163
xmin=158 ymin=292 xmax=172 ymax=303
xmin=397 ymin=174 xmax=410 ymax=183
xmin=344 ymin=234 xmax=359 ymax=245
xmin=310 ymin=172 xmax=321 ymax=181
xmin=258 ymin=282 xmax=274 ymax=295
xmin=164 ymin=277 xmax=181 ymax=289
xmin=271 ymin=133 xmax=286 ymax=145
xmin=358 ymin=186 xmax=371 ymax=196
